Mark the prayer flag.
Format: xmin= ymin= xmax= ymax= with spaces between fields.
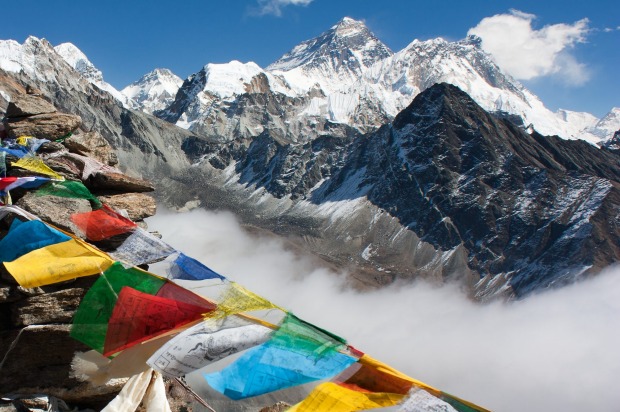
xmin=167 ymin=253 xmax=226 ymax=281
xmin=204 ymin=313 xmax=356 ymax=399
xmin=103 ymin=286 xmax=214 ymax=357
xmin=71 ymin=263 xmax=167 ymax=353
xmin=12 ymin=155 xmax=63 ymax=180
xmin=288 ymin=382 xmax=405 ymax=412
xmin=147 ymin=315 xmax=273 ymax=377
xmin=71 ymin=205 xmax=137 ymax=241
xmin=4 ymin=238 xmax=113 ymax=288
xmin=0 ymin=219 xmax=69 ymax=262
xmin=110 ymin=228 xmax=176 ymax=268
xmin=35 ymin=180 xmax=102 ymax=208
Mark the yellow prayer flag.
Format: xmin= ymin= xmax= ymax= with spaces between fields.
xmin=213 ymin=281 xmax=283 ymax=318
xmin=358 ymin=354 xmax=442 ymax=397
xmin=4 ymin=238 xmax=113 ymax=287
xmin=12 ymin=156 xmax=64 ymax=180
xmin=288 ymin=382 xmax=404 ymax=412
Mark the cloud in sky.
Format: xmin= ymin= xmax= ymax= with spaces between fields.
xmin=147 ymin=208 xmax=620 ymax=412
xmin=468 ymin=10 xmax=591 ymax=85
xmin=252 ymin=0 xmax=314 ymax=17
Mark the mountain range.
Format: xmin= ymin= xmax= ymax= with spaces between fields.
xmin=1 ymin=17 xmax=619 ymax=299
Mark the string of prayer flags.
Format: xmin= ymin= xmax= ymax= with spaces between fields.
xmin=109 ymin=228 xmax=176 ymax=268
xmin=147 ymin=315 xmax=273 ymax=377
xmin=167 ymin=252 xmax=226 ymax=281
xmin=12 ymin=155 xmax=63 ymax=180
xmin=213 ymin=281 xmax=283 ymax=319
xmin=3 ymin=238 xmax=114 ymax=288
xmin=0 ymin=218 xmax=70 ymax=262
xmin=35 ymin=180 xmax=102 ymax=208
xmin=71 ymin=262 xmax=216 ymax=355
xmin=71 ymin=205 xmax=137 ymax=242
xmin=287 ymin=382 xmax=405 ymax=412
xmin=203 ymin=313 xmax=357 ymax=400
xmin=102 ymin=286 xmax=214 ymax=357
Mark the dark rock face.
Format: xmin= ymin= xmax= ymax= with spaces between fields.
xmin=312 ymin=84 xmax=620 ymax=296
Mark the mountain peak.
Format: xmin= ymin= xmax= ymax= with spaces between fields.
xmin=267 ymin=16 xmax=392 ymax=76
xmin=54 ymin=42 xmax=103 ymax=83
xmin=332 ymin=16 xmax=367 ymax=34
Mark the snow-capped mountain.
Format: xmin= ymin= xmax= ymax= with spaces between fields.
xmin=121 ymin=68 xmax=182 ymax=113
xmin=2 ymin=35 xmax=620 ymax=299
xmin=54 ymin=42 xmax=136 ymax=109
xmin=268 ymin=17 xmax=393 ymax=92
xmin=581 ymin=107 xmax=620 ymax=142
xmin=145 ymin=17 xmax=614 ymax=145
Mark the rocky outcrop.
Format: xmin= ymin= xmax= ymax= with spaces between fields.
xmin=0 ymin=98 xmax=159 ymax=409
xmin=3 ymin=94 xmax=81 ymax=139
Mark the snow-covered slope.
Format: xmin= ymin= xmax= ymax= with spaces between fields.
xmin=150 ymin=17 xmax=613 ymax=144
xmin=121 ymin=68 xmax=182 ymax=113
xmin=54 ymin=42 xmax=136 ymax=109
xmin=581 ymin=108 xmax=620 ymax=143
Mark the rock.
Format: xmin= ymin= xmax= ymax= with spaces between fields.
xmin=259 ymin=402 xmax=292 ymax=412
xmin=0 ymin=325 xmax=122 ymax=409
xmin=5 ymin=112 xmax=82 ymax=140
xmin=90 ymin=171 xmax=155 ymax=193
xmin=44 ymin=155 xmax=84 ymax=181
xmin=11 ymin=288 xmax=85 ymax=327
xmin=5 ymin=94 xmax=57 ymax=118
xmin=98 ymin=193 xmax=157 ymax=220
xmin=64 ymin=131 xmax=118 ymax=166
xmin=16 ymin=193 xmax=92 ymax=235
xmin=37 ymin=141 xmax=67 ymax=153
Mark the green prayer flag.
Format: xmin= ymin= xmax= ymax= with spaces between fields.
xmin=70 ymin=262 xmax=166 ymax=352
xmin=36 ymin=180 xmax=102 ymax=208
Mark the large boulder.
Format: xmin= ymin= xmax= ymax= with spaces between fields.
xmin=5 ymin=94 xmax=57 ymax=118
xmin=91 ymin=170 xmax=155 ymax=193
xmin=98 ymin=192 xmax=157 ymax=221
xmin=5 ymin=112 xmax=82 ymax=139
xmin=64 ymin=131 xmax=119 ymax=166
xmin=15 ymin=193 xmax=93 ymax=235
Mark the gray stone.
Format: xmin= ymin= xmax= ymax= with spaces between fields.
xmin=64 ymin=131 xmax=118 ymax=166
xmin=16 ymin=192 xmax=92 ymax=236
xmin=6 ymin=112 xmax=82 ymax=140
xmin=37 ymin=141 xmax=67 ymax=153
xmin=0 ymin=325 xmax=122 ymax=408
xmin=91 ymin=171 xmax=155 ymax=193
xmin=11 ymin=288 xmax=85 ymax=326
xmin=98 ymin=193 xmax=157 ymax=220
xmin=5 ymin=94 xmax=57 ymax=118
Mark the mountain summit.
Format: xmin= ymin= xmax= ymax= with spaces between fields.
xmin=268 ymin=17 xmax=393 ymax=81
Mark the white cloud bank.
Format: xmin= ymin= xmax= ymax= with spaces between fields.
xmin=468 ymin=10 xmax=591 ymax=85
xmin=253 ymin=0 xmax=314 ymax=17
xmin=147 ymin=208 xmax=620 ymax=412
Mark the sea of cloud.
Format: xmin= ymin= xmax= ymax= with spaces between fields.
xmin=147 ymin=208 xmax=620 ymax=412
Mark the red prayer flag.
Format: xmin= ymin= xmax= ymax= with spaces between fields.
xmin=70 ymin=205 xmax=136 ymax=241
xmin=103 ymin=286 xmax=215 ymax=356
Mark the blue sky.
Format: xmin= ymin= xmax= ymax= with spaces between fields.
xmin=1 ymin=0 xmax=618 ymax=116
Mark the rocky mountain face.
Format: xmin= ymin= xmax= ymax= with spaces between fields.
xmin=138 ymin=17 xmax=617 ymax=146
xmin=175 ymin=83 xmax=620 ymax=298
